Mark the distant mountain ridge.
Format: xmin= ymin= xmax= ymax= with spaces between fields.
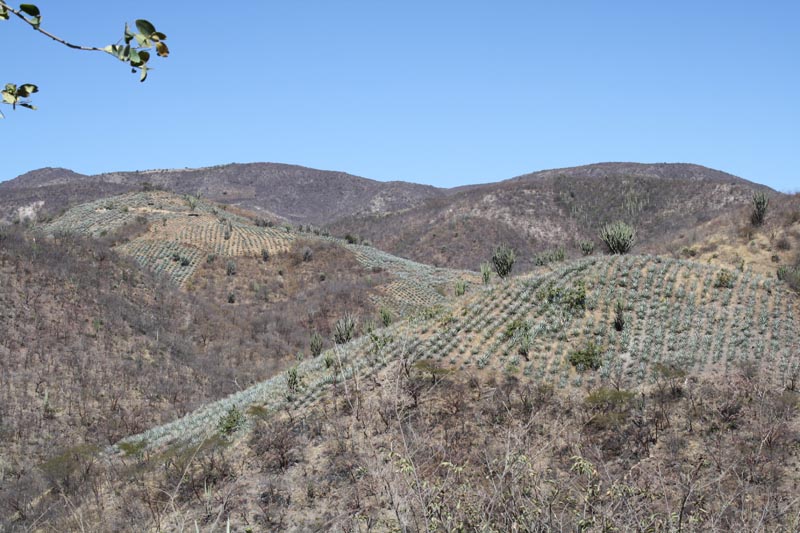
xmin=507 ymin=162 xmax=759 ymax=185
xmin=0 ymin=162 xmax=446 ymax=225
xmin=1 ymin=161 xmax=779 ymax=272
xmin=329 ymin=162 xmax=776 ymax=271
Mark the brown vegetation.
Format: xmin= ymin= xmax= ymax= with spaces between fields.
xmin=16 ymin=357 xmax=800 ymax=531
xmin=330 ymin=163 xmax=772 ymax=271
xmin=0 ymin=228 xmax=387 ymax=527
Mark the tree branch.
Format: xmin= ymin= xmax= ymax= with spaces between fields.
xmin=0 ymin=1 xmax=105 ymax=52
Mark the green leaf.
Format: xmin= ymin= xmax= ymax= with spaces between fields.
xmin=135 ymin=19 xmax=156 ymax=37
xmin=129 ymin=49 xmax=150 ymax=68
xmin=2 ymin=91 xmax=16 ymax=105
xmin=0 ymin=6 xmax=9 ymax=20
xmin=151 ymin=32 xmax=167 ymax=41
xmin=17 ymin=84 xmax=38 ymax=97
xmin=18 ymin=103 xmax=37 ymax=110
xmin=19 ymin=4 xmax=40 ymax=17
xmin=139 ymin=66 xmax=148 ymax=83
xmin=134 ymin=33 xmax=151 ymax=48
xmin=124 ymin=22 xmax=134 ymax=44
xmin=103 ymin=44 xmax=127 ymax=60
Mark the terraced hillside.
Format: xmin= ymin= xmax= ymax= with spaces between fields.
xmin=111 ymin=254 xmax=800 ymax=454
xmin=43 ymin=191 xmax=473 ymax=314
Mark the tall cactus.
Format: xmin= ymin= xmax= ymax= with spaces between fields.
xmin=491 ymin=244 xmax=516 ymax=279
xmin=600 ymin=221 xmax=636 ymax=254
xmin=751 ymin=192 xmax=768 ymax=226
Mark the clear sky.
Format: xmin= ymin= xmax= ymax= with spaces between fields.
xmin=1 ymin=1 xmax=798 ymax=190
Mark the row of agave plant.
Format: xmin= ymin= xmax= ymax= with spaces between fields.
xmin=116 ymin=239 xmax=203 ymax=285
xmin=111 ymin=254 xmax=800 ymax=456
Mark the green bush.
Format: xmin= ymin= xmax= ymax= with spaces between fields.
xmin=600 ymin=221 xmax=636 ymax=254
xmin=579 ymin=241 xmax=595 ymax=256
xmin=585 ymin=387 xmax=634 ymax=411
xmin=225 ymin=260 xmax=237 ymax=276
xmin=118 ymin=439 xmax=147 ymax=457
xmin=538 ymin=281 xmax=586 ymax=313
xmin=714 ymin=269 xmax=734 ymax=289
xmin=218 ymin=406 xmax=245 ymax=437
xmin=504 ymin=319 xmax=533 ymax=358
xmin=568 ymin=341 xmax=603 ymax=371
xmin=584 ymin=387 xmax=635 ymax=430
xmin=503 ymin=318 xmax=527 ymax=340
xmin=777 ymin=265 xmax=800 ymax=292
xmin=533 ymin=247 xmax=566 ymax=266
xmin=184 ymin=194 xmax=200 ymax=212
xmin=491 ymin=243 xmax=516 ymax=279
xmin=751 ymin=191 xmax=768 ymax=226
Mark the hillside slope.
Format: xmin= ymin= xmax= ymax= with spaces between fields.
xmin=662 ymin=191 xmax=800 ymax=279
xmin=7 ymin=253 xmax=798 ymax=530
xmin=42 ymin=190 xmax=474 ymax=313
xmin=112 ymin=253 xmax=800 ymax=452
xmin=0 ymin=192 xmax=479 ymax=526
xmin=329 ymin=163 xmax=777 ymax=271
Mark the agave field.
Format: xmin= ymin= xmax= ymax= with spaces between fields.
xmin=431 ymin=255 xmax=800 ymax=391
xmin=170 ymin=218 xmax=294 ymax=257
xmin=111 ymin=318 xmax=429 ymax=454
xmin=115 ymin=239 xmax=204 ymax=286
xmin=348 ymin=243 xmax=479 ymax=313
xmin=45 ymin=192 xmax=474 ymax=296
xmin=45 ymin=191 xmax=298 ymax=285
xmin=44 ymin=192 xmax=185 ymax=237
xmin=112 ymin=254 xmax=800 ymax=455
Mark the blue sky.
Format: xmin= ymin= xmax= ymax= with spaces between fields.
xmin=1 ymin=1 xmax=797 ymax=190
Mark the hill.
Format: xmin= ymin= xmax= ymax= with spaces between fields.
xmin=3 ymin=162 xmax=778 ymax=275
xmin=662 ymin=190 xmax=800 ymax=279
xmin=329 ymin=163 xmax=778 ymax=271
xmin=41 ymin=190 xmax=473 ymax=312
xmin=0 ymin=163 xmax=445 ymax=225
xmin=4 ymin=252 xmax=799 ymax=530
xmin=0 ymin=191 xmax=478 ymax=527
